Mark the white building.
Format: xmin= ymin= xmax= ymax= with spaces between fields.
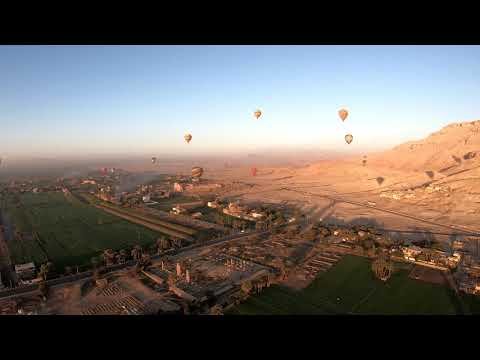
xmin=172 ymin=206 xmax=187 ymax=215
xmin=173 ymin=183 xmax=184 ymax=193
xmin=81 ymin=179 xmax=96 ymax=185
xmin=249 ymin=212 xmax=265 ymax=220
xmin=207 ymin=201 xmax=220 ymax=208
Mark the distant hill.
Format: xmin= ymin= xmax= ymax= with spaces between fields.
xmin=371 ymin=120 xmax=480 ymax=172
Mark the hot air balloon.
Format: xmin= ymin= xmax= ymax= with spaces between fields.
xmin=191 ymin=166 xmax=204 ymax=179
xmin=254 ymin=109 xmax=262 ymax=120
xmin=338 ymin=108 xmax=348 ymax=122
xmin=345 ymin=134 xmax=353 ymax=144
xmin=464 ymin=151 xmax=476 ymax=160
xmin=362 ymin=159 xmax=367 ymax=167
xmin=371 ymin=254 xmax=393 ymax=281
xmin=184 ymin=133 xmax=192 ymax=144
xmin=376 ymin=177 xmax=385 ymax=186
xmin=151 ymin=157 xmax=157 ymax=164
xmin=250 ymin=167 xmax=257 ymax=176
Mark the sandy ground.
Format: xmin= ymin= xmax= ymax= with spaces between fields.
xmin=209 ymin=155 xmax=480 ymax=244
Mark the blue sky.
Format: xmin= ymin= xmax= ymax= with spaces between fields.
xmin=1 ymin=45 xmax=479 ymax=158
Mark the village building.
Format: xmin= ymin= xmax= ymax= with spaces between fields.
xmin=401 ymin=245 xmax=423 ymax=261
xmin=155 ymin=190 xmax=170 ymax=198
xmin=173 ymin=182 xmax=184 ymax=193
xmin=15 ymin=262 xmax=36 ymax=282
xmin=223 ymin=202 xmax=252 ymax=220
xmin=249 ymin=211 xmax=265 ymax=220
xmin=171 ymin=206 xmax=188 ymax=215
xmin=191 ymin=212 xmax=203 ymax=219
xmin=207 ymin=200 xmax=221 ymax=208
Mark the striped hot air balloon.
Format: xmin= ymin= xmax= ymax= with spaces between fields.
xmin=191 ymin=166 xmax=203 ymax=179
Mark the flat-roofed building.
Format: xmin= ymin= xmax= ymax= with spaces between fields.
xmin=15 ymin=262 xmax=36 ymax=281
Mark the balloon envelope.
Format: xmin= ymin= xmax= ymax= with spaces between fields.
xmin=184 ymin=134 xmax=192 ymax=143
xmin=254 ymin=110 xmax=262 ymax=119
xmin=151 ymin=157 xmax=157 ymax=164
xmin=345 ymin=134 xmax=353 ymax=144
xmin=376 ymin=177 xmax=385 ymax=186
xmin=338 ymin=108 xmax=348 ymax=122
xmin=191 ymin=166 xmax=204 ymax=178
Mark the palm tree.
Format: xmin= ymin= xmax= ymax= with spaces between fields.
xmin=64 ymin=266 xmax=73 ymax=276
xmin=102 ymin=249 xmax=116 ymax=266
xmin=138 ymin=254 xmax=152 ymax=270
xmin=38 ymin=279 xmax=48 ymax=301
xmin=167 ymin=273 xmax=176 ymax=287
xmin=131 ymin=246 xmax=142 ymax=262
xmin=266 ymin=214 xmax=275 ymax=229
xmin=172 ymin=238 xmax=182 ymax=249
xmin=241 ymin=281 xmax=253 ymax=295
xmin=118 ymin=249 xmax=127 ymax=263
xmin=209 ymin=304 xmax=224 ymax=315
xmin=38 ymin=262 xmax=53 ymax=281
xmin=157 ymin=236 xmax=171 ymax=253
xmin=156 ymin=237 xmax=163 ymax=254
xmin=372 ymin=254 xmax=394 ymax=282
xmin=91 ymin=257 xmax=99 ymax=280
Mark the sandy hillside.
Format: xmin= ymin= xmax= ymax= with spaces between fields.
xmin=216 ymin=120 xmax=480 ymax=236
xmin=368 ymin=120 xmax=480 ymax=172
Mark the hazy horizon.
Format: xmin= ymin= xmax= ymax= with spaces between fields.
xmin=1 ymin=45 xmax=480 ymax=159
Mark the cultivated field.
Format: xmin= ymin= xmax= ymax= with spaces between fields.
xmin=228 ymin=255 xmax=480 ymax=315
xmin=2 ymin=192 xmax=161 ymax=270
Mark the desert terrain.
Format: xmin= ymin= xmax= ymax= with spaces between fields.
xmin=209 ymin=120 xmax=480 ymax=244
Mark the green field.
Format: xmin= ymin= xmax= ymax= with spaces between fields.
xmin=2 ymin=192 xmax=161 ymax=271
xmin=228 ymin=255 xmax=480 ymax=315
